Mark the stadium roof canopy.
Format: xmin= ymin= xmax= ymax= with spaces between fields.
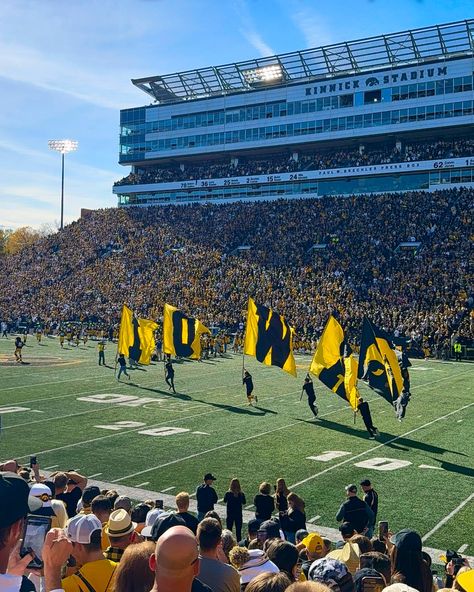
xmin=132 ymin=19 xmax=474 ymax=105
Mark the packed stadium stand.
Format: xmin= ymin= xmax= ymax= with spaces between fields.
xmin=1 ymin=187 xmax=472 ymax=355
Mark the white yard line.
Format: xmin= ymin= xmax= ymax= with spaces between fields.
xmin=15 ymin=389 xmax=302 ymax=460
xmin=135 ymin=482 xmax=150 ymax=488
xmin=422 ymin=492 xmax=474 ymax=543
xmin=161 ymin=486 xmax=175 ymax=493
xmin=43 ymin=464 xmax=59 ymax=470
xmin=87 ymin=473 xmax=103 ymax=478
xmin=308 ymin=515 xmax=321 ymax=523
xmin=458 ymin=544 xmax=469 ymax=553
xmin=112 ymin=399 xmax=391 ymax=483
xmin=289 ymin=402 xmax=474 ymax=489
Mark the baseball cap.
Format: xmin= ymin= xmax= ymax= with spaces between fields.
xmin=0 ymin=472 xmax=42 ymax=528
xmin=81 ymin=485 xmax=101 ymax=506
xmin=151 ymin=512 xmax=187 ymax=542
xmin=248 ymin=518 xmax=261 ymax=534
xmin=141 ymin=508 xmax=165 ymax=538
xmin=390 ymin=529 xmax=422 ymax=552
xmin=345 ymin=484 xmax=357 ymax=494
xmin=302 ymin=532 xmax=324 ymax=554
xmin=30 ymin=483 xmax=53 ymax=508
xmin=257 ymin=520 xmax=280 ymax=539
xmin=114 ymin=495 xmax=132 ymax=512
xmin=353 ymin=568 xmax=384 ymax=592
xmin=308 ymin=557 xmax=355 ymax=592
xmin=204 ymin=473 xmax=216 ymax=481
xmin=65 ymin=514 xmax=102 ymax=544
xmin=457 ymin=569 xmax=474 ymax=592
xmin=105 ymin=509 xmax=137 ymax=538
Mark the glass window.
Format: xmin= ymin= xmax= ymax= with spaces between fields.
xmin=453 ymin=77 xmax=463 ymax=93
xmin=444 ymin=103 xmax=453 ymax=117
xmin=409 ymin=84 xmax=417 ymax=99
xmin=461 ymin=170 xmax=472 ymax=183
xmin=340 ymin=94 xmax=354 ymax=107
xmin=463 ymin=76 xmax=473 ymax=92
xmin=426 ymin=81 xmax=435 ymax=96
xmin=418 ymin=83 xmax=426 ymax=98
xmin=463 ymin=101 xmax=473 ymax=115
xmin=364 ymin=90 xmax=381 ymax=104
xmin=436 ymin=80 xmax=444 ymax=95
xmin=392 ymin=86 xmax=400 ymax=101
xmin=399 ymin=109 xmax=408 ymax=123
xmin=400 ymin=85 xmax=409 ymax=100
xmin=373 ymin=112 xmax=382 ymax=126
xmin=444 ymin=79 xmax=453 ymax=94
xmin=453 ymin=102 xmax=463 ymax=117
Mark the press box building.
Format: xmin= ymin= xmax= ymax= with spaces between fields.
xmin=114 ymin=19 xmax=474 ymax=207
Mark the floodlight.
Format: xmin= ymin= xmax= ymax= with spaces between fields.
xmin=48 ymin=139 xmax=79 ymax=230
xmin=242 ymin=64 xmax=284 ymax=86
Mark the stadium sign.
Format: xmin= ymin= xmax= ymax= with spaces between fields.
xmin=113 ymin=156 xmax=474 ymax=194
xmin=305 ymin=66 xmax=448 ymax=96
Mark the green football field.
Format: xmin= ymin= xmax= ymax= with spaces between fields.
xmin=1 ymin=335 xmax=473 ymax=555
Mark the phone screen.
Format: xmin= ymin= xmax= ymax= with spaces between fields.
xmin=155 ymin=500 xmax=163 ymax=509
xmin=362 ymin=576 xmax=385 ymax=592
xmin=378 ymin=520 xmax=388 ymax=541
xmin=20 ymin=515 xmax=51 ymax=569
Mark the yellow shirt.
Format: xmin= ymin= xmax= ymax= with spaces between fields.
xmin=62 ymin=559 xmax=117 ymax=592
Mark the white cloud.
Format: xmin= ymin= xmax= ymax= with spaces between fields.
xmin=289 ymin=4 xmax=333 ymax=49
xmin=233 ymin=0 xmax=275 ymax=57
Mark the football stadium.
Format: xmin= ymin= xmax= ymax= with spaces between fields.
xmin=1 ymin=15 xmax=473 ymax=592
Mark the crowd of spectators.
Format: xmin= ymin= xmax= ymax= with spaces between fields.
xmin=0 ymin=187 xmax=472 ymax=355
xmin=1 ymin=461 xmax=472 ymax=592
xmin=113 ymin=138 xmax=474 ymax=186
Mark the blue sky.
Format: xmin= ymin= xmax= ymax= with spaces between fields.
xmin=1 ymin=0 xmax=472 ymax=228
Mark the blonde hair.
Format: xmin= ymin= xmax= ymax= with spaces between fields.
xmin=259 ymin=482 xmax=272 ymax=495
xmin=287 ymin=492 xmax=305 ymax=512
xmin=175 ymin=491 xmax=190 ymax=510
xmin=245 ymin=572 xmax=291 ymax=592
xmin=229 ymin=546 xmax=250 ymax=569
xmin=113 ymin=541 xmax=155 ymax=592
xmin=287 ymin=583 xmax=332 ymax=592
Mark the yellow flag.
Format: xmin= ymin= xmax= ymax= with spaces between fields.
xmin=137 ymin=318 xmax=159 ymax=365
xmin=244 ymin=298 xmax=296 ymax=377
xmin=309 ymin=315 xmax=346 ymax=399
xmin=118 ymin=304 xmax=158 ymax=365
xmin=118 ymin=304 xmax=135 ymax=358
xmin=163 ymin=303 xmax=210 ymax=359
xmin=344 ymin=354 xmax=360 ymax=411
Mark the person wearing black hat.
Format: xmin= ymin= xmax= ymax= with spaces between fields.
xmin=0 ymin=472 xmax=42 ymax=586
xmin=257 ymin=520 xmax=281 ymax=544
xmin=196 ymin=474 xmax=218 ymax=522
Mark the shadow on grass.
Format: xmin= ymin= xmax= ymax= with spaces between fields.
xmin=428 ymin=458 xmax=474 ymax=477
xmin=298 ymin=418 xmax=466 ymax=456
xmin=127 ymin=382 xmax=192 ymax=401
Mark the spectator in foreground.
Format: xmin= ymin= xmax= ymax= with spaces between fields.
xmin=245 ymin=571 xmax=292 ymax=592
xmin=113 ymin=541 xmax=155 ymax=592
xmin=389 ymin=530 xmax=432 ymax=592
xmin=239 ymin=518 xmax=261 ymax=547
xmin=0 ymin=472 xmax=41 ymax=588
xmin=196 ymin=517 xmax=240 ymax=592
xmin=229 ymin=547 xmax=279 ymax=588
xmin=257 ymin=520 xmax=281 ymax=545
xmin=53 ymin=470 xmax=88 ymax=518
xmin=149 ymin=525 xmax=200 ymax=592
xmin=287 ymin=583 xmax=332 ymax=591
xmin=265 ymin=539 xmax=300 ymax=582
xmin=308 ymin=557 xmax=355 ymax=592
xmin=300 ymin=533 xmax=327 ymax=579
xmin=62 ymin=514 xmax=117 ymax=592
xmin=176 ymin=491 xmax=199 ymax=534
xmin=104 ymin=509 xmax=137 ymax=562
xmin=279 ymin=492 xmax=306 ymax=543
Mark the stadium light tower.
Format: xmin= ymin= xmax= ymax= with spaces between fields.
xmin=48 ymin=139 xmax=78 ymax=230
